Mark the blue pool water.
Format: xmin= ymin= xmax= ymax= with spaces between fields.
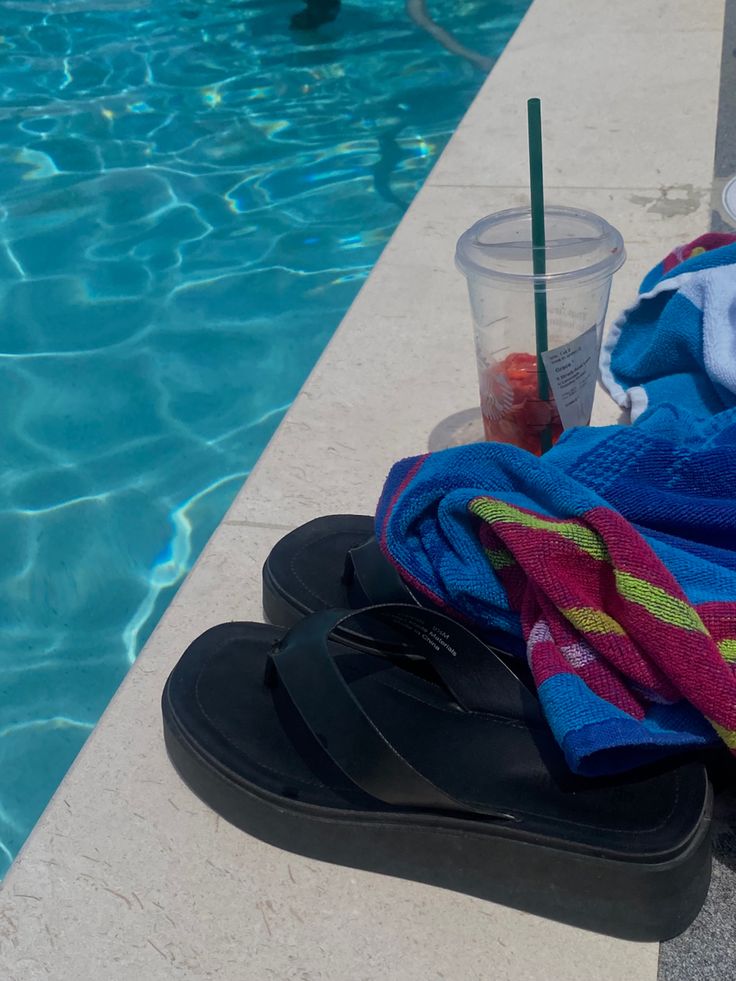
xmin=0 ymin=0 xmax=528 ymax=873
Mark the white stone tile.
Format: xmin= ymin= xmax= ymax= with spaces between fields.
xmin=427 ymin=0 xmax=723 ymax=190
xmin=512 ymin=0 xmax=724 ymax=34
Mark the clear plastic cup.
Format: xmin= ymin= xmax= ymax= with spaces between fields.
xmin=455 ymin=206 xmax=625 ymax=455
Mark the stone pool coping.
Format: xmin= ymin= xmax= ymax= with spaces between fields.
xmin=1 ymin=0 xmax=726 ymax=977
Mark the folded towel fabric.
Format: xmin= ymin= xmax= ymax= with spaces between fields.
xmin=377 ymin=230 xmax=736 ymax=774
xmin=377 ymin=418 xmax=736 ymax=774
xmin=600 ymin=232 xmax=736 ymax=420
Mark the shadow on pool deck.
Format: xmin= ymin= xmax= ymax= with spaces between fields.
xmin=659 ymin=786 xmax=736 ymax=981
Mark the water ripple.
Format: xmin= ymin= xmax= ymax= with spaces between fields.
xmin=0 ymin=0 xmax=531 ymax=877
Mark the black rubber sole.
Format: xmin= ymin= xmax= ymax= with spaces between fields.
xmin=163 ymin=685 xmax=713 ymax=942
xmin=262 ymin=515 xmax=376 ymax=628
xmin=262 ymin=557 xmax=310 ymax=628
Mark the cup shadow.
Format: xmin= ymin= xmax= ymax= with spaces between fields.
xmin=427 ymin=407 xmax=484 ymax=452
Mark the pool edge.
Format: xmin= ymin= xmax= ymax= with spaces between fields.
xmin=1 ymin=1 xmax=725 ymax=978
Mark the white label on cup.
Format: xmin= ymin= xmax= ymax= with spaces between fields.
xmin=541 ymin=324 xmax=599 ymax=430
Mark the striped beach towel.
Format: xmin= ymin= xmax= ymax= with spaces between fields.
xmin=376 ymin=421 xmax=736 ymax=775
xmin=376 ymin=233 xmax=736 ymax=774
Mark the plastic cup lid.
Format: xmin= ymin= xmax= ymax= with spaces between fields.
xmin=455 ymin=205 xmax=625 ymax=288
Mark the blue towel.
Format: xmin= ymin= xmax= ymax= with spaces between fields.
xmin=375 ymin=235 xmax=736 ymax=774
xmin=376 ymin=408 xmax=736 ymax=774
xmin=600 ymin=234 xmax=736 ymax=420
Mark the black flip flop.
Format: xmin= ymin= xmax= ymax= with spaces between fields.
xmin=162 ymin=604 xmax=712 ymax=940
xmin=262 ymin=514 xmax=525 ymax=658
xmin=262 ymin=514 xmax=408 ymax=621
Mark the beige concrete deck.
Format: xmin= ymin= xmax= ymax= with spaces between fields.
xmin=1 ymin=0 xmax=725 ymax=977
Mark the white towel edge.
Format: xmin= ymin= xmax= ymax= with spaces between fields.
xmin=598 ymin=270 xmax=697 ymax=409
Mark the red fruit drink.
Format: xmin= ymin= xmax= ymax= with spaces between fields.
xmin=480 ymin=351 xmax=562 ymax=456
xmin=456 ymin=209 xmax=625 ymax=457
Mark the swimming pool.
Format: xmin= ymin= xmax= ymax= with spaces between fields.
xmin=0 ymin=0 xmax=529 ymax=874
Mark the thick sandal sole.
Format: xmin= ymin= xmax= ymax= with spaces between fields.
xmin=162 ymin=681 xmax=713 ymax=942
xmin=262 ymin=558 xmax=309 ymax=628
xmin=262 ymin=515 xmax=376 ymax=630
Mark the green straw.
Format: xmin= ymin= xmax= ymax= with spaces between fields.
xmin=527 ymin=98 xmax=552 ymax=454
